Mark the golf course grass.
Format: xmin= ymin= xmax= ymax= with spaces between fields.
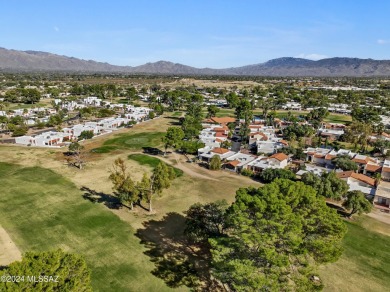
xmin=92 ymin=132 xmax=165 ymax=153
xmin=128 ymin=154 xmax=183 ymax=177
xmin=0 ymin=162 xmax=182 ymax=292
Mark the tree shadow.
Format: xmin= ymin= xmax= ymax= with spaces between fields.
xmin=164 ymin=116 xmax=182 ymax=126
xmin=136 ymin=212 xmax=222 ymax=291
xmin=80 ymin=186 xmax=121 ymax=210
xmin=142 ymin=147 xmax=164 ymax=156
xmin=326 ymin=202 xmax=350 ymax=217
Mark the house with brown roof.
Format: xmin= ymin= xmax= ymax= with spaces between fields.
xmin=224 ymin=152 xmax=256 ymax=172
xmin=246 ymin=153 xmax=289 ymax=173
xmin=199 ymin=147 xmax=236 ymax=162
xmin=337 ymin=171 xmax=376 ymax=196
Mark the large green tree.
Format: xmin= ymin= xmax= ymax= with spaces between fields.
xmin=332 ymin=155 xmax=358 ymax=171
xmin=209 ymin=179 xmax=346 ymax=291
xmin=138 ymin=162 xmax=176 ymax=212
xmin=184 ymin=200 xmax=229 ymax=243
xmin=302 ymin=171 xmax=349 ymax=200
xmin=342 ymin=190 xmax=372 ymax=218
xmin=259 ymin=168 xmax=296 ymax=183
xmin=162 ymin=127 xmax=185 ymax=155
xmin=109 ymin=158 xmax=140 ymax=210
xmin=0 ymin=249 xmax=92 ymax=291
xmin=206 ymin=104 xmax=220 ymax=118
xmin=209 ymin=155 xmax=222 ymax=170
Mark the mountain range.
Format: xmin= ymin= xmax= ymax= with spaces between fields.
xmin=1 ymin=47 xmax=390 ymax=76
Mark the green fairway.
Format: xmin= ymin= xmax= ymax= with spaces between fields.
xmin=0 ymin=162 xmax=180 ymax=292
xmin=202 ymin=108 xmax=352 ymax=125
xmin=320 ymin=217 xmax=390 ymax=291
xmin=92 ymin=132 xmax=165 ymax=153
xmin=128 ymin=154 xmax=183 ymax=177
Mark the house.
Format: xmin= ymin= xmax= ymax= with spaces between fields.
xmin=83 ymin=96 xmax=102 ymax=106
xmin=305 ymin=147 xmax=331 ymax=165
xmin=248 ymin=132 xmax=268 ymax=145
xmin=352 ymin=154 xmax=378 ymax=173
xmin=373 ymin=181 xmax=390 ymax=208
xmin=224 ymin=153 xmax=256 ymax=172
xmin=363 ymin=163 xmax=382 ymax=177
xmin=256 ymin=139 xmax=286 ymax=154
xmin=381 ymin=160 xmax=390 ymax=181
xmin=246 ymin=153 xmax=289 ymax=173
xmin=15 ymin=131 xmax=72 ymax=147
xmin=336 ymin=171 xmax=376 ymax=196
xmin=199 ymin=147 xmax=236 ymax=162
xmin=296 ymin=164 xmax=330 ymax=177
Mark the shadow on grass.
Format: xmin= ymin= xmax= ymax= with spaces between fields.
xmin=81 ymin=186 xmax=121 ymax=210
xmin=326 ymin=202 xmax=350 ymax=217
xmin=136 ymin=212 xmax=221 ymax=291
xmin=142 ymin=147 xmax=164 ymax=155
xmin=164 ymin=116 xmax=182 ymax=126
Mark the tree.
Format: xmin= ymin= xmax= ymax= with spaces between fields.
xmin=209 ymin=179 xmax=346 ymax=291
xmin=206 ymin=105 xmax=220 ymax=118
xmin=332 ymin=155 xmax=358 ymax=171
xmin=0 ymin=249 xmax=92 ymax=291
xmin=180 ymin=140 xmax=205 ymax=155
xmin=78 ymin=130 xmax=94 ymax=140
xmin=146 ymin=162 xmax=174 ymax=212
xmin=306 ymin=107 xmax=329 ymax=122
xmin=344 ymin=121 xmax=372 ymax=152
xmin=184 ymin=200 xmax=229 ymax=243
xmin=162 ymin=127 xmax=185 ymax=155
xmin=109 ymin=158 xmax=140 ymax=210
xmin=302 ymin=171 xmax=348 ymax=200
xmin=342 ymin=190 xmax=372 ymax=218
xmin=11 ymin=125 xmax=28 ymax=137
xmin=68 ymin=142 xmax=87 ymax=169
xmin=259 ymin=168 xmax=296 ymax=183
xmin=209 ymin=155 xmax=221 ymax=170
xmin=351 ymin=107 xmax=381 ymax=125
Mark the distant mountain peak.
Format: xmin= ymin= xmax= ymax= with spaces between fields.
xmin=0 ymin=47 xmax=389 ymax=76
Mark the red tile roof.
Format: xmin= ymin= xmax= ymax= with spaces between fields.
xmin=211 ymin=147 xmax=230 ymax=154
xmin=365 ymin=164 xmax=382 ymax=173
xmin=269 ymin=153 xmax=288 ymax=161
xmin=337 ymin=171 xmax=376 ymax=187
xmin=215 ymin=132 xmax=227 ymax=138
xmin=226 ymin=160 xmax=240 ymax=167
xmin=250 ymin=132 xmax=268 ymax=141
xmin=325 ymin=154 xmax=337 ymax=160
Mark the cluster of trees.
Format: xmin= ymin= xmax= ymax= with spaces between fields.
xmin=282 ymin=124 xmax=316 ymax=141
xmin=109 ymin=158 xmax=176 ymax=212
xmin=0 ymin=249 xmax=92 ymax=291
xmin=184 ymin=179 xmax=347 ymax=291
xmin=3 ymin=88 xmax=41 ymax=104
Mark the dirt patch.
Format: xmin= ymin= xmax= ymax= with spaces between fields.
xmin=0 ymin=226 xmax=22 ymax=266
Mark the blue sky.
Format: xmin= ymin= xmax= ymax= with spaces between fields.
xmin=1 ymin=1 xmax=389 ymax=68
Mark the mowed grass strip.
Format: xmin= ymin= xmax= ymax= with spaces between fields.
xmin=92 ymin=132 xmax=165 ymax=153
xmin=0 ymin=162 xmax=178 ymax=292
xmin=320 ymin=217 xmax=390 ymax=292
xmin=128 ymin=154 xmax=183 ymax=177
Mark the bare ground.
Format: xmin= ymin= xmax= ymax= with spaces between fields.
xmin=0 ymin=226 xmax=21 ymax=266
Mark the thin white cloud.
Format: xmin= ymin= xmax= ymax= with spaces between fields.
xmin=377 ymin=39 xmax=390 ymax=45
xmin=54 ymin=26 xmax=60 ymax=32
xmin=295 ymin=53 xmax=328 ymax=60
